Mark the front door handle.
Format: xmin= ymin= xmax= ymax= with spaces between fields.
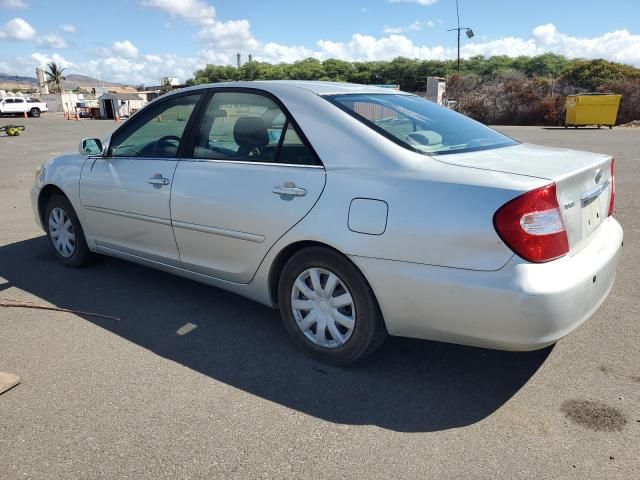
xmin=148 ymin=174 xmax=170 ymax=187
xmin=272 ymin=184 xmax=307 ymax=197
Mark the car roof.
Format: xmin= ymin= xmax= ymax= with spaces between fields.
xmin=186 ymin=80 xmax=405 ymax=96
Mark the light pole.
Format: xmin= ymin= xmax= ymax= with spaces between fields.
xmin=447 ymin=0 xmax=474 ymax=73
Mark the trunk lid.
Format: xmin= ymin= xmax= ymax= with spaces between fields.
xmin=436 ymin=143 xmax=613 ymax=254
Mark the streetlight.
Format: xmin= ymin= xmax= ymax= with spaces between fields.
xmin=447 ymin=0 xmax=474 ymax=73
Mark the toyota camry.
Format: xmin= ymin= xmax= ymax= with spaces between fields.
xmin=32 ymin=81 xmax=623 ymax=365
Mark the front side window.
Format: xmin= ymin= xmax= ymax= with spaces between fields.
xmin=327 ymin=93 xmax=517 ymax=155
xmin=110 ymin=93 xmax=201 ymax=158
xmin=193 ymin=91 xmax=318 ymax=166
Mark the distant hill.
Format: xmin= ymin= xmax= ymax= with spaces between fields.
xmin=0 ymin=73 xmax=37 ymax=89
xmin=0 ymin=72 xmax=131 ymax=90
xmin=64 ymin=74 xmax=127 ymax=88
xmin=0 ymin=73 xmax=36 ymax=83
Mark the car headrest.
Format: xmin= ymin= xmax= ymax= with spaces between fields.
xmin=233 ymin=116 xmax=269 ymax=149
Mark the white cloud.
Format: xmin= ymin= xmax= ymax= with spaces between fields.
xmin=0 ymin=0 xmax=28 ymax=8
xmin=259 ymin=43 xmax=317 ymax=64
xmin=36 ymin=33 xmax=67 ymax=49
xmin=197 ymin=19 xmax=258 ymax=51
xmin=382 ymin=26 xmax=403 ymax=35
xmin=389 ymin=0 xmax=439 ymax=5
xmin=461 ymin=37 xmax=540 ymax=58
xmin=144 ymin=54 xmax=163 ymax=63
xmin=140 ymin=0 xmax=215 ymax=25
xmin=112 ymin=40 xmax=139 ymax=59
xmin=0 ymin=17 xmax=35 ymax=40
xmin=384 ymin=20 xmax=434 ymax=34
xmin=530 ymin=23 xmax=640 ymax=65
xmin=59 ymin=23 xmax=76 ymax=33
xmin=30 ymin=52 xmax=74 ymax=68
xmin=142 ymin=0 xmax=257 ymax=59
xmin=315 ymin=34 xmax=448 ymax=61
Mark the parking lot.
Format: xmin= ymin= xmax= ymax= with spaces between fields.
xmin=0 ymin=116 xmax=638 ymax=479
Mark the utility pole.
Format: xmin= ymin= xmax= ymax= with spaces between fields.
xmin=447 ymin=0 xmax=474 ymax=73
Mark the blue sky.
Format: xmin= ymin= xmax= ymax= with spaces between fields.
xmin=1 ymin=0 xmax=639 ymax=85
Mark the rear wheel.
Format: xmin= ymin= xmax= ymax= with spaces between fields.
xmin=29 ymin=108 xmax=41 ymax=118
xmin=45 ymin=195 xmax=95 ymax=267
xmin=278 ymin=247 xmax=387 ymax=365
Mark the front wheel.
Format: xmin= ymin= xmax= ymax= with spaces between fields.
xmin=278 ymin=247 xmax=387 ymax=365
xmin=45 ymin=195 xmax=95 ymax=267
xmin=29 ymin=108 xmax=41 ymax=118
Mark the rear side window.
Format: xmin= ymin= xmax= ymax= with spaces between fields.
xmin=327 ymin=93 xmax=517 ymax=156
xmin=193 ymin=91 xmax=319 ymax=166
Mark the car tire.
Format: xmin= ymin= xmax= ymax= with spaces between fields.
xmin=278 ymin=246 xmax=387 ymax=365
xmin=44 ymin=195 xmax=95 ymax=268
xmin=29 ymin=108 xmax=41 ymax=118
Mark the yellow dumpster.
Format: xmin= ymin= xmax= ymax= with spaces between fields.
xmin=565 ymin=93 xmax=621 ymax=129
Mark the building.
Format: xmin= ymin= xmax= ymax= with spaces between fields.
xmin=41 ymin=92 xmax=96 ymax=114
xmin=98 ymin=92 xmax=146 ymax=119
xmin=135 ymin=89 xmax=163 ymax=103
xmin=425 ymin=77 xmax=447 ymax=105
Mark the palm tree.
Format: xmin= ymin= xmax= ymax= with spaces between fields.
xmin=45 ymin=62 xmax=66 ymax=93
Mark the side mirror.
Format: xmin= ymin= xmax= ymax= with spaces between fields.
xmin=79 ymin=138 xmax=104 ymax=156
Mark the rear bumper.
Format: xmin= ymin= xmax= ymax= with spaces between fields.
xmin=350 ymin=216 xmax=623 ymax=351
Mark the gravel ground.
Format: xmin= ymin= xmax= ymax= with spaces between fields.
xmin=0 ymin=116 xmax=638 ymax=479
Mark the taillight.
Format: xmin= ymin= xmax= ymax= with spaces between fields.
xmin=608 ymin=158 xmax=615 ymax=216
xmin=493 ymin=183 xmax=569 ymax=263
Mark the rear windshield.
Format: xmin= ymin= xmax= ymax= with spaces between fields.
xmin=326 ymin=93 xmax=517 ymax=155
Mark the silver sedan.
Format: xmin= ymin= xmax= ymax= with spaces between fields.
xmin=31 ymin=81 xmax=623 ymax=365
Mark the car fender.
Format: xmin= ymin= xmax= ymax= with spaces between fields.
xmin=35 ymin=154 xmax=95 ymax=249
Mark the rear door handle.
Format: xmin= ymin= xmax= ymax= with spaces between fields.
xmin=148 ymin=175 xmax=170 ymax=186
xmin=272 ymin=185 xmax=307 ymax=197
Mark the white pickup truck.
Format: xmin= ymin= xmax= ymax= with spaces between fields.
xmin=0 ymin=96 xmax=48 ymax=117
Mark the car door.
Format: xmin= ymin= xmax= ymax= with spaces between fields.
xmin=171 ymin=89 xmax=326 ymax=283
xmin=79 ymin=91 xmax=204 ymax=265
xmin=13 ymin=98 xmax=27 ymax=113
xmin=2 ymin=98 xmax=16 ymax=113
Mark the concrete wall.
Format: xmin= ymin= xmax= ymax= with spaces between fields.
xmin=40 ymin=93 xmax=85 ymax=113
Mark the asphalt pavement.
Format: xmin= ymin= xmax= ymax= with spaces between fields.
xmin=0 ymin=116 xmax=638 ymax=479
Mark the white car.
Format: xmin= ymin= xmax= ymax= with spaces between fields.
xmin=31 ymin=81 xmax=623 ymax=365
xmin=0 ymin=96 xmax=48 ymax=117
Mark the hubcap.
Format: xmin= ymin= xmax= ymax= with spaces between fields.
xmin=291 ymin=267 xmax=355 ymax=348
xmin=48 ymin=207 xmax=76 ymax=258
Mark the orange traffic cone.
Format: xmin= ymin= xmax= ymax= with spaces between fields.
xmin=114 ymin=114 xmax=120 ymax=123
xmin=23 ymin=111 xmax=28 ymax=119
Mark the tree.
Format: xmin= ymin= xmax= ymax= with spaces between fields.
xmin=522 ymin=53 xmax=568 ymax=77
xmin=45 ymin=62 xmax=66 ymax=93
xmin=322 ymin=59 xmax=355 ymax=82
xmin=560 ymin=59 xmax=640 ymax=91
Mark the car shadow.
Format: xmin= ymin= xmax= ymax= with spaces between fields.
xmin=0 ymin=236 xmax=551 ymax=433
